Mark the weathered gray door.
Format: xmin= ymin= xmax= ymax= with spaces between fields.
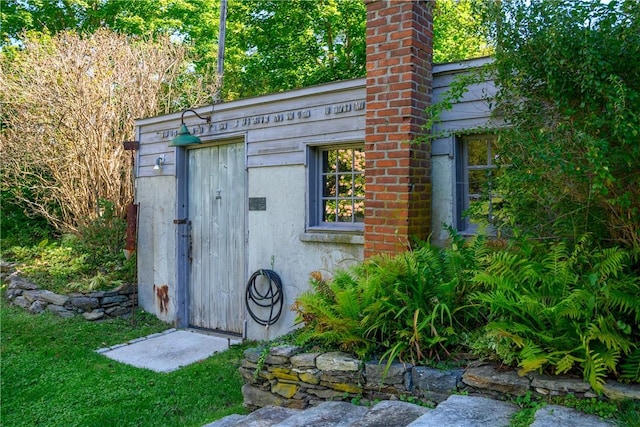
xmin=188 ymin=141 xmax=246 ymax=333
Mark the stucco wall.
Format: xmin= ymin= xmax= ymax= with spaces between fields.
xmin=246 ymin=165 xmax=364 ymax=341
xmin=431 ymin=154 xmax=455 ymax=244
xmin=136 ymin=175 xmax=177 ymax=323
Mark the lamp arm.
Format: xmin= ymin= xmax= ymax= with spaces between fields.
xmin=181 ymin=109 xmax=212 ymax=124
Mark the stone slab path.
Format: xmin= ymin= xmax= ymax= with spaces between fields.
xmin=204 ymin=395 xmax=614 ymax=427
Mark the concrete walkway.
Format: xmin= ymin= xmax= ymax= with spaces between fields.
xmin=204 ymin=396 xmax=615 ymax=427
xmin=96 ymin=328 xmax=241 ymax=373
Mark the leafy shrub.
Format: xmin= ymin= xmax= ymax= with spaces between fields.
xmin=482 ymin=0 xmax=640 ymax=249
xmin=471 ymin=235 xmax=640 ymax=392
xmin=0 ymin=189 xmax=55 ymax=252
xmin=292 ymin=231 xmax=491 ymax=365
xmin=7 ymin=239 xmax=90 ymax=292
xmin=76 ymin=199 xmax=127 ymax=272
xmin=292 ymin=231 xmax=639 ymax=392
xmin=4 ymin=199 xmax=135 ymax=293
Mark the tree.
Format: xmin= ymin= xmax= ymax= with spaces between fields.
xmin=223 ymin=0 xmax=491 ymax=99
xmin=221 ymin=0 xmax=366 ymax=99
xmin=1 ymin=0 xmax=221 ymax=102
xmin=483 ymin=0 xmax=640 ymax=249
xmin=0 ymin=30 xmax=213 ymax=232
xmin=433 ymin=0 xmax=492 ymax=64
xmin=2 ymin=0 xmax=491 ymax=101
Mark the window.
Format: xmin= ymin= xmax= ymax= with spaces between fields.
xmin=308 ymin=144 xmax=365 ymax=231
xmin=456 ymin=135 xmax=500 ymax=233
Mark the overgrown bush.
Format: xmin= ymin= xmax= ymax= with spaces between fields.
xmin=1 ymin=29 xmax=213 ymax=232
xmin=76 ymin=199 xmax=127 ymax=272
xmin=292 ymin=232 xmax=639 ymax=392
xmin=292 ymin=231 xmax=491 ymax=365
xmin=3 ymin=199 xmax=135 ymax=294
xmin=0 ymin=189 xmax=55 ymax=252
xmin=471 ymin=235 xmax=640 ymax=392
xmin=482 ymin=0 xmax=640 ymax=249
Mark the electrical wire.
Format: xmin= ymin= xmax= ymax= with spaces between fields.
xmin=245 ymin=269 xmax=283 ymax=327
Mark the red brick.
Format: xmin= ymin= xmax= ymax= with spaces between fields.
xmin=365 ymin=0 xmax=432 ymax=257
xmin=375 ymin=159 xmax=398 ymax=168
xmin=376 ymin=192 xmax=398 ymax=201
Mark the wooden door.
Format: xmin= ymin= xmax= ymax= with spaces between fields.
xmin=188 ymin=142 xmax=246 ymax=333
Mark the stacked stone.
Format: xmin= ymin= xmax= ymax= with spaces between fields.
xmin=241 ymin=347 xmax=377 ymax=410
xmin=2 ymin=263 xmax=137 ymax=321
xmin=239 ymin=345 xmax=640 ymax=411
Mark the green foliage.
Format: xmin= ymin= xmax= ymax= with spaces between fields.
xmin=5 ymin=239 xmax=91 ymax=292
xmin=292 ymin=232 xmax=638 ymax=394
xmin=481 ymin=0 xmax=640 ymax=249
xmin=424 ymin=69 xmax=492 ymax=139
xmin=0 ymin=304 xmax=249 ymax=426
xmin=614 ymin=399 xmax=640 ymax=427
xmin=398 ymin=393 xmax=435 ymax=408
xmin=76 ymin=199 xmax=128 ymax=273
xmin=433 ymin=0 xmax=493 ymax=63
xmin=4 ymin=199 xmax=135 ymax=293
xmin=510 ymin=391 xmax=545 ymax=427
xmin=553 ymin=394 xmax=617 ymax=419
xmin=3 ymin=0 xmax=492 ymax=102
xmin=223 ymin=0 xmax=366 ymax=99
xmin=471 ymin=236 xmax=640 ymax=392
xmin=292 ymin=231 xmax=491 ymax=365
xmin=0 ymin=189 xmax=55 ymax=252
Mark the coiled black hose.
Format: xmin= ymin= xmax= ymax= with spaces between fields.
xmin=245 ymin=269 xmax=283 ymax=326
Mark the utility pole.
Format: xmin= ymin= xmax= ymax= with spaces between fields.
xmin=215 ymin=0 xmax=227 ymax=104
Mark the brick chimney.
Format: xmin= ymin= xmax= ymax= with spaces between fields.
xmin=364 ymin=0 xmax=433 ymax=257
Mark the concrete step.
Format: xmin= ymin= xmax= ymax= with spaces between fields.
xmin=204 ymin=394 xmax=615 ymax=427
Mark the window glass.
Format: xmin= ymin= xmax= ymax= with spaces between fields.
xmin=458 ymin=135 xmax=500 ymax=232
xmin=319 ymin=146 xmax=365 ymax=226
xmin=468 ymin=139 xmax=489 ymax=166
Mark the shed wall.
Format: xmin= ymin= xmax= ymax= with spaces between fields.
xmin=136 ymin=176 xmax=177 ymax=322
xmin=247 ymin=165 xmax=363 ymax=340
xmin=430 ymin=59 xmax=497 ymax=244
xmin=134 ymin=58 xmax=496 ymax=336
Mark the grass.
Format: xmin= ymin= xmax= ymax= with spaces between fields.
xmin=507 ymin=390 xmax=639 ymax=427
xmin=1 ymin=303 xmax=249 ymax=427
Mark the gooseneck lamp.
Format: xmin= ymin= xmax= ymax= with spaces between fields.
xmin=169 ymin=109 xmax=212 ymax=147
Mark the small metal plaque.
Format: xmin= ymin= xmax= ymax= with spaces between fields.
xmin=248 ymin=197 xmax=267 ymax=211
xmin=123 ymin=140 xmax=139 ymax=151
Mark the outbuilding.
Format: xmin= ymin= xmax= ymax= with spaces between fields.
xmin=133 ymin=2 xmax=496 ymax=341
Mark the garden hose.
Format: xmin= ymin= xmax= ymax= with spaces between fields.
xmin=245 ymin=269 xmax=283 ymax=327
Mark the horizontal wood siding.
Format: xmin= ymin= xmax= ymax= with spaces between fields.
xmin=431 ymin=58 xmax=497 ymax=154
xmin=136 ymin=80 xmax=367 ymax=177
xmin=135 ymin=58 xmax=496 ymax=175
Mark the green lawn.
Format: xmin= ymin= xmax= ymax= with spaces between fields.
xmin=1 ymin=303 xmax=249 ymax=427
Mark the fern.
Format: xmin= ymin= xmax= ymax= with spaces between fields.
xmin=619 ymin=348 xmax=640 ymax=383
xmin=292 ymin=232 xmax=638 ymax=391
xmin=584 ymin=317 xmax=634 ymax=354
xmin=554 ymin=353 xmax=585 ymax=375
xmin=471 ymin=235 xmax=639 ymax=391
xmin=583 ymin=348 xmax=615 ymax=393
xmin=518 ymin=342 xmax=549 ymax=374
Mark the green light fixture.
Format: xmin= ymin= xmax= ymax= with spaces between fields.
xmin=170 ymin=109 xmax=211 ymax=147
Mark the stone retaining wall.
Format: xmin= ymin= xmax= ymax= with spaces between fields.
xmin=2 ymin=263 xmax=136 ymax=321
xmin=240 ymin=346 xmax=640 ymax=410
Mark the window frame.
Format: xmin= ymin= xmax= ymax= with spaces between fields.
xmin=455 ymin=134 xmax=499 ymax=234
xmin=307 ymin=142 xmax=365 ymax=233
